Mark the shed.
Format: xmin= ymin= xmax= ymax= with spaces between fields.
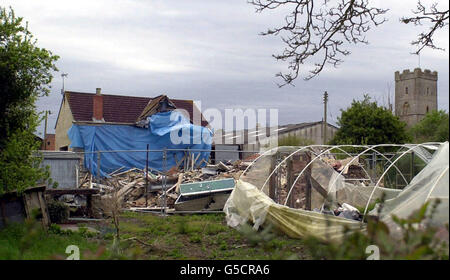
xmin=0 ymin=185 xmax=50 ymax=229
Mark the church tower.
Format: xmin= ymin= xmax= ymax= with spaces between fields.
xmin=394 ymin=68 xmax=438 ymax=127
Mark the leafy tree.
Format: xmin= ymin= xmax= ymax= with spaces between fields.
xmin=330 ymin=95 xmax=411 ymax=145
xmin=0 ymin=7 xmax=59 ymax=194
xmin=409 ymin=110 xmax=449 ymax=143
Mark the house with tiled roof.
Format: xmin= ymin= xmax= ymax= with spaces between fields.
xmin=55 ymin=88 xmax=208 ymax=150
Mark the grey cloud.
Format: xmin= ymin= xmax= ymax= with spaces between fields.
xmin=4 ymin=0 xmax=445 ymax=135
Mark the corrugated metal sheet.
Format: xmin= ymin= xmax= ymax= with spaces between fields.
xmin=40 ymin=152 xmax=81 ymax=189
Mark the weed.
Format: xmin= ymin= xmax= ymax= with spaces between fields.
xmin=189 ymin=233 xmax=202 ymax=243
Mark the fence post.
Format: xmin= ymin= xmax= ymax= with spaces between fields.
xmin=96 ymin=151 xmax=101 ymax=184
xmin=145 ymin=144 xmax=149 ymax=208
xmin=162 ymin=148 xmax=167 ymax=216
xmin=372 ymin=151 xmax=376 ymax=182
xmin=305 ymin=152 xmax=312 ymax=211
xmin=286 ymin=157 xmax=293 ymax=206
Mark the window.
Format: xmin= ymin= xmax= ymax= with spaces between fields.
xmin=426 ymin=106 xmax=429 ymax=113
xmin=403 ymin=102 xmax=409 ymax=115
xmin=427 ymin=88 xmax=429 ymax=95
xmin=405 ymin=87 xmax=408 ymax=94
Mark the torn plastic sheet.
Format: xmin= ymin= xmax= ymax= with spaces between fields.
xmin=224 ymin=142 xmax=449 ymax=241
xmin=224 ymin=180 xmax=364 ymax=241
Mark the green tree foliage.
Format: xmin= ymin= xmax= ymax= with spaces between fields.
xmin=409 ymin=110 xmax=449 ymax=143
xmin=0 ymin=7 xmax=59 ymax=194
xmin=330 ymin=95 xmax=411 ymax=145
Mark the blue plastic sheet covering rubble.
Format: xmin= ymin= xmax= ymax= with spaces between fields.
xmin=68 ymin=111 xmax=213 ymax=177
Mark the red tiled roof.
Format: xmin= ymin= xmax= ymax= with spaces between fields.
xmin=65 ymin=91 xmax=208 ymax=126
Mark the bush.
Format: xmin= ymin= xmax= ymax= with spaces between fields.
xmin=47 ymin=200 xmax=70 ymax=224
xmin=302 ymin=200 xmax=449 ymax=260
xmin=409 ymin=110 xmax=449 ymax=143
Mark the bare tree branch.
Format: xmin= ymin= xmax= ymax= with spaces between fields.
xmin=401 ymin=1 xmax=449 ymax=54
xmin=249 ymin=0 xmax=388 ymax=86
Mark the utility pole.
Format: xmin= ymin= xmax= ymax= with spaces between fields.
xmin=323 ymin=91 xmax=328 ymax=144
xmin=43 ymin=110 xmax=49 ymax=150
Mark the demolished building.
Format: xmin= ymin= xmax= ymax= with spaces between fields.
xmin=55 ymin=89 xmax=212 ymax=177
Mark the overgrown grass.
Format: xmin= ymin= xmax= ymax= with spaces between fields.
xmin=0 ymin=213 xmax=312 ymax=260
xmin=117 ymin=212 xmax=310 ymax=260
xmin=4 ymin=207 xmax=446 ymax=260
xmin=0 ymin=220 xmax=107 ymax=260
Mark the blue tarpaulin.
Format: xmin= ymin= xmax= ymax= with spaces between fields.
xmin=68 ymin=111 xmax=213 ymax=177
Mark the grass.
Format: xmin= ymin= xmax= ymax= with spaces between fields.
xmin=0 ymin=213 xmax=312 ymax=260
xmin=0 ymin=220 xmax=108 ymax=260
xmin=116 ymin=212 xmax=310 ymax=260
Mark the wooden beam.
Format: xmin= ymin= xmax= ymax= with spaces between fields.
xmin=269 ymin=154 xmax=276 ymax=200
xmin=45 ymin=188 xmax=99 ymax=195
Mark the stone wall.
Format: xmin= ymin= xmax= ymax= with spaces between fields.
xmin=395 ymin=68 xmax=438 ymax=127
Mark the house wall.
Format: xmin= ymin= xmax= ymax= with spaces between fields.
xmin=55 ymin=95 xmax=74 ymax=151
xmin=40 ymin=134 xmax=55 ymax=150
xmin=242 ymin=123 xmax=338 ymax=154
xmin=279 ymin=123 xmax=337 ymax=145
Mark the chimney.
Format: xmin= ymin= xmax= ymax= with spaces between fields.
xmin=93 ymin=88 xmax=104 ymax=122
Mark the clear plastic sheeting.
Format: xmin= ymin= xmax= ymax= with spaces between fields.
xmin=224 ymin=142 xmax=448 ymax=241
xmin=224 ymin=180 xmax=364 ymax=242
xmin=373 ymin=142 xmax=449 ymax=233
xmin=310 ymin=159 xmax=401 ymax=209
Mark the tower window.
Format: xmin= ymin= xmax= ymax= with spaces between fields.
xmin=405 ymin=87 xmax=408 ymax=94
xmin=403 ymin=102 xmax=409 ymax=115
xmin=426 ymin=106 xmax=429 ymax=113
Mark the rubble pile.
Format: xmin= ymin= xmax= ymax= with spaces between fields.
xmin=77 ymin=160 xmax=249 ymax=211
xmin=322 ymin=156 xmax=368 ymax=184
xmin=73 ymin=151 xmax=367 ymax=219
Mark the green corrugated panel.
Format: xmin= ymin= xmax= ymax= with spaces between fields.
xmin=179 ymin=178 xmax=235 ymax=196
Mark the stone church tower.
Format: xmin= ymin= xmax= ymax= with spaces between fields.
xmin=395 ymin=68 xmax=438 ymax=127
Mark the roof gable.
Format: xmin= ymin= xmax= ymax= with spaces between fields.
xmin=64 ymin=91 xmax=208 ymax=126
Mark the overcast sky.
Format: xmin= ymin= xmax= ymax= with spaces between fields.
xmin=2 ymin=0 xmax=449 ymax=135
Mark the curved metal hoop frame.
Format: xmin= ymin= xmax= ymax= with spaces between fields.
xmin=240 ymin=143 xmax=442 ymax=219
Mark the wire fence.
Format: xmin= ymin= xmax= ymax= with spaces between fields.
xmin=40 ymin=143 xmax=441 ymax=215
